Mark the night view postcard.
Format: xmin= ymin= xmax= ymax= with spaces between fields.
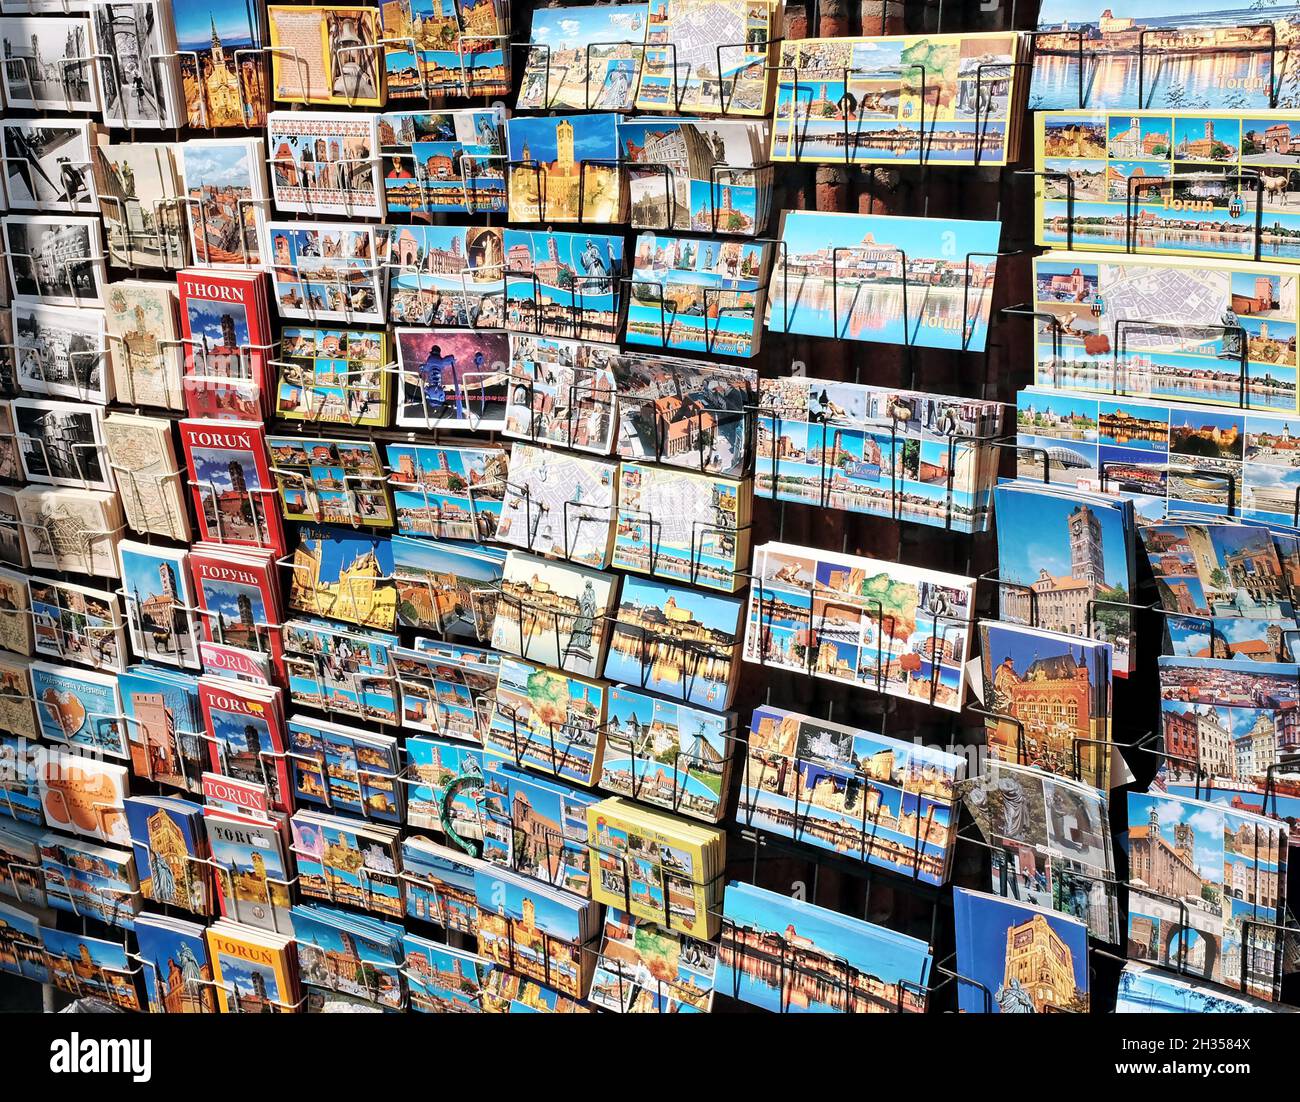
xmin=767 ymin=211 xmax=1003 ymax=352
xmin=1030 ymin=2 xmax=1300 ymax=111
xmin=1035 ymin=109 xmax=1300 ymax=264
xmin=772 ymin=33 xmax=1025 ymax=167
xmin=1030 ymin=251 xmax=1300 ymax=412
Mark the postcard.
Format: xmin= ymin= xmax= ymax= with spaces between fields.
xmin=0 ymin=15 xmax=99 ymax=112
xmin=718 ymin=881 xmax=932 ymax=1013
xmin=0 ymin=655 xmax=37 ymax=745
xmin=102 ymin=282 xmax=184 ymax=410
xmin=767 ymin=210 xmax=1002 ymax=352
xmin=15 ymin=485 xmax=124 ymax=577
xmin=29 ymin=577 xmax=125 ymax=672
xmin=395 ymin=327 xmax=509 ymax=429
xmin=13 ymin=398 xmax=110 ymax=492
xmin=589 ymin=909 xmax=717 ymax=1013
xmin=38 ymin=747 xmax=130 ymax=846
xmin=504 ymin=333 xmax=618 ymax=454
xmin=12 ymin=301 xmax=108 ymax=404
xmin=404 ymin=933 xmax=488 ymax=1012
xmin=401 ymin=836 xmax=483 ymax=933
xmin=380 ymin=106 xmax=506 ymax=217
xmin=0 ymin=900 xmax=49 ymax=984
xmin=380 ymin=0 xmax=510 ymax=100
xmin=273 ymin=327 xmax=389 ymax=428
xmin=387 ymin=441 xmax=507 ymax=541
xmin=503 ymin=228 xmax=624 ymax=344
xmin=266 ymin=3 xmax=383 ymax=106
xmin=287 ymin=716 xmax=401 ymax=823
xmin=268 ymin=112 xmax=382 ymax=218
xmin=105 ymin=413 xmax=192 ymax=543
xmin=286 ymin=526 xmax=397 ymax=632
xmin=518 ymin=4 xmax=647 ymax=111
xmin=135 ymin=914 xmax=217 ymax=1013
xmin=3 ymin=215 xmax=106 ymax=306
xmin=386 ymin=224 xmax=505 ymax=328
xmin=406 ymin=737 xmax=484 ymax=836
xmin=2 ymin=118 xmax=98 ymax=213
xmin=175 ymin=137 xmax=268 ymax=267
xmin=283 ymin=618 xmax=397 ymax=725
xmin=120 ymin=666 xmax=206 ymax=792
xmin=268 ymin=433 xmax=392 ymax=526
xmin=171 ymin=0 xmax=266 ymax=127
xmin=393 ymin=641 xmax=498 ymax=741
xmin=42 ymin=926 xmax=141 ymax=1010
xmin=293 ymin=903 xmax=404 ymax=1011
xmin=267 ymin=223 xmax=383 ymax=327
xmin=953 ymin=889 xmax=1090 ymax=1012
xmin=498 ymin=444 xmax=617 ymax=568
xmin=291 ymin=811 xmax=403 ymax=918
xmin=391 ymin=535 xmax=504 ymax=640
xmin=125 ymin=795 xmax=209 ymax=914
xmin=118 ymin=541 xmax=199 ymax=669
xmin=88 ymin=0 xmax=182 ymax=127
xmin=506 ymin=113 xmax=623 ymax=223
xmin=39 ymin=832 xmax=138 ymax=927
xmin=1116 ymin=962 xmax=1294 ymax=1013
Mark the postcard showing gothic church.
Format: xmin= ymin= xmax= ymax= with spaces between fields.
xmin=287 ymin=525 xmax=398 ymax=631
xmin=173 ymin=0 xmax=267 ymax=127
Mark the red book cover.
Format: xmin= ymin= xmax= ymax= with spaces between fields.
xmin=177 ymin=269 xmax=269 ymax=420
xmin=179 ymin=419 xmax=285 ymax=554
xmin=189 ymin=547 xmax=287 ymax=682
xmin=198 ymin=678 xmax=292 ymax=813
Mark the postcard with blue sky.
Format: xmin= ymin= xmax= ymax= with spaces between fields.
xmin=134 ymin=914 xmax=215 ymax=1013
xmin=404 ymin=932 xmax=487 ymax=1012
xmin=0 ymin=899 xmax=48 ymax=983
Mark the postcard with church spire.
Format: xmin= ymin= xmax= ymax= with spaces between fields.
xmin=286 ymin=525 xmax=398 ymax=631
xmin=170 ymin=0 xmax=267 ymax=127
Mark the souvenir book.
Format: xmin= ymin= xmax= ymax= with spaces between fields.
xmin=291 ymin=903 xmax=405 ymax=1012
xmin=199 ymin=641 xmax=272 ymax=684
xmin=379 ymin=106 xmax=506 ymax=216
xmin=959 ymin=759 xmax=1119 ymax=941
xmin=756 ymin=375 xmax=1005 ymax=533
xmin=177 ymin=268 xmax=270 ymax=420
xmin=287 ymin=715 xmax=402 ymax=823
xmin=486 ymin=656 xmax=607 ymax=787
xmin=480 ymin=967 xmax=592 ymax=1013
xmin=120 ymin=665 xmax=206 ymax=792
xmin=12 ymin=398 xmax=111 ymax=491
xmin=393 ymin=642 xmax=498 ymax=741
xmin=718 ymin=881 xmax=933 ymax=1013
xmin=37 ymin=747 xmax=130 ymax=846
xmin=268 ymin=112 xmax=382 ymax=218
xmin=206 ymin=918 xmax=299 ymax=1012
xmin=518 ymin=3 xmax=647 ymax=110
xmin=767 ymin=210 xmax=1002 ymax=353
xmin=773 ymin=32 xmax=1026 ymax=167
xmin=266 ymin=3 xmax=383 ymax=107
xmin=0 ymin=15 xmax=99 ymax=112
xmin=102 ymin=282 xmax=183 ymax=410
xmin=190 ymin=544 xmax=284 ymax=682
xmin=588 ymin=797 xmax=724 ymax=938
xmin=953 ymin=888 xmax=1090 ymax=1013
xmin=636 ymin=0 xmax=779 ymax=116
xmin=405 ymin=737 xmax=484 ymax=835
xmin=39 ymin=832 xmax=139 ymax=927
xmin=601 ymin=685 xmax=734 ymax=822
xmin=589 ymin=908 xmax=717 ymax=1012
xmin=267 ymin=222 xmax=384 ymax=325
xmin=88 ymin=0 xmax=183 ymax=128
xmin=387 ymin=441 xmax=508 ymax=541
xmin=134 ymin=913 xmax=217 ymax=1013
xmin=401 ymin=836 xmax=482 ymax=932
xmin=1115 ymin=962 xmax=1297 ymax=1014
xmin=95 ymin=140 xmax=188 ymax=270
xmin=176 ymin=137 xmax=269 ymax=267
xmin=0 ymin=899 xmax=50 ymax=984
xmin=118 ymin=541 xmax=198 ymax=669
xmin=386 ymin=223 xmax=505 ymax=328
xmin=394 ymin=327 xmax=510 ymax=429
xmin=741 ymin=704 xmax=964 ymax=884
xmin=491 ymin=550 xmax=617 ymax=677
xmin=1030 ymin=251 xmax=1300 ymax=411
xmin=979 ymin=622 xmax=1113 ymax=789
xmin=29 ymin=577 xmax=125 ymax=672
xmin=170 ymin=0 xmax=266 ymax=127
xmin=287 ymin=525 xmax=397 ymax=632
xmin=0 ymin=654 xmax=37 ymax=745
xmin=15 ymin=485 xmax=124 ymax=577
xmin=1157 ymin=654 xmax=1300 ymax=836
xmin=610 ymin=351 xmax=755 ymax=477
xmin=497 ymin=443 xmax=617 ymax=568
xmin=391 ymin=535 xmax=504 ymax=640
xmin=199 ymin=677 xmax=291 ymax=813
xmin=613 ymin=461 xmax=749 ymax=591
xmin=474 ymin=864 xmax=599 ymax=998
xmin=1127 ymin=789 xmax=1286 ymax=1001
xmin=403 ymin=933 xmax=489 ymax=1012
xmin=180 ymin=418 xmax=284 ymax=553
xmin=290 ymin=810 xmax=403 ymax=918
xmin=3 ymin=214 xmax=106 ymax=307
xmin=203 ymin=807 xmax=293 ymax=932
xmin=282 ymin=617 xmax=398 ymax=725
xmin=994 ymin=481 xmax=1136 ymax=676
xmin=2 ymin=118 xmax=99 ymax=213
xmin=620 ymin=117 xmax=771 ymax=235
xmin=505 ymin=113 xmax=623 ymax=224
xmin=31 ymin=659 xmax=125 ymax=759
xmin=268 ymin=434 xmax=392 ymax=527
xmin=273 ymin=328 xmax=390 ymax=428
xmin=124 ymin=795 xmax=210 ymax=914
xmin=379 ymin=0 xmax=510 ymax=100
xmin=743 ymin=541 xmax=975 ymax=712
xmin=481 ymin=762 xmax=599 ymax=895
xmin=42 ymin=926 xmax=142 ymax=1010
xmin=503 ymin=228 xmax=623 ymax=344
xmin=12 ymin=301 xmax=108 ymax=404
xmin=0 ymin=567 xmax=33 ymax=656
xmin=1029 ymin=3 xmax=1300 ymax=111
xmin=628 ymin=233 xmax=770 ymax=357
xmin=105 ymin=413 xmax=191 ymax=543
xmin=202 ymin=772 xmax=269 ymax=818
xmin=503 ymin=333 xmax=618 ymax=454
